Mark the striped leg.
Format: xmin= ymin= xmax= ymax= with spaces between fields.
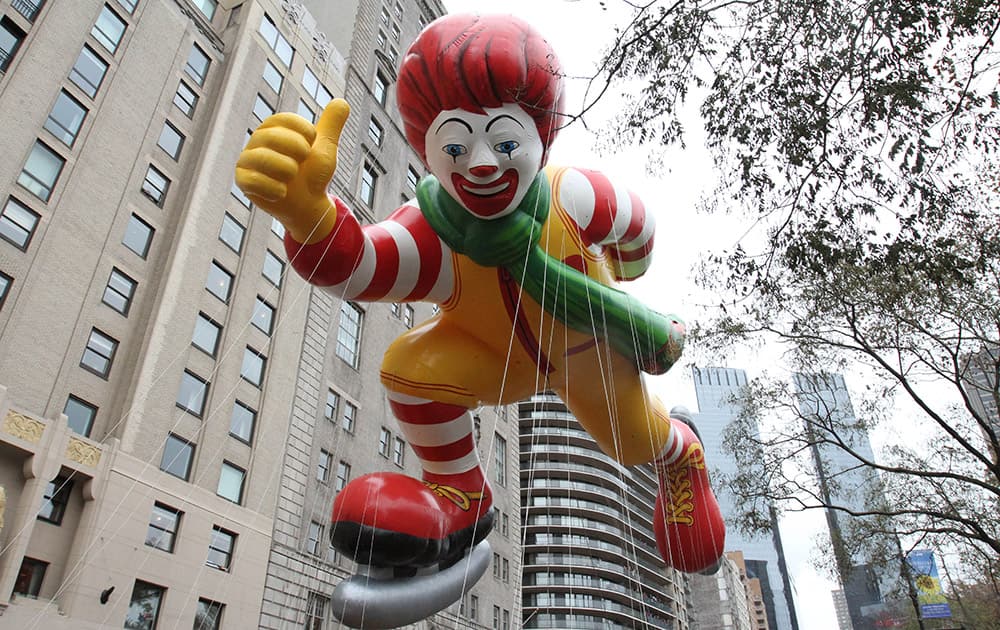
xmin=329 ymin=391 xmax=493 ymax=570
xmin=388 ymin=391 xmax=492 ymax=521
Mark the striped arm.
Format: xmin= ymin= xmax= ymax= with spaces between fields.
xmin=555 ymin=167 xmax=656 ymax=281
xmin=285 ymin=198 xmax=455 ymax=303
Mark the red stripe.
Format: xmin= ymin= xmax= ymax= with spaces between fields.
xmin=285 ymin=198 xmax=364 ymax=287
xmin=580 ymin=169 xmax=615 ymax=243
xmin=353 ymin=224 xmax=399 ymax=300
xmin=411 ymin=434 xmax=475 ymax=462
xmin=608 ymin=234 xmax=655 ymax=263
xmin=391 ymin=207 xmax=444 ymax=301
xmin=498 ymin=269 xmax=553 ymax=375
xmin=390 ymin=399 xmax=467 ymax=425
xmin=622 ymin=191 xmax=645 ymax=241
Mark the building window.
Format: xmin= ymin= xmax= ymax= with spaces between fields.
xmin=301 ymin=66 xmax=332 ymax=107
xmin=305 ymin=592 xmax=329 ymax=630
xmin=115 ymin=0 xmax=137 ymax=14
xmin=335 ymin=301 xmax=363 ymax=367
xmin=218 ymin=213 xmax=244 ymax=253
xmin=207 ymin=525 xmax=236 ymax=570
xmin=378 ymin=427 xmax=391 ymax=458
xmin=0 ymin=197 xmax=40 ymax=249
xmin=192 ymin=0 xmax=217 ymax=21
xmin=406 ymin=165 xmax=419 ymax=191
xmin=123 ymin=213 xmax=153 ymax=258
xmin=192 ymin=312 xmax=221 ymax=356
xmin=252 ymin=93 xmax=273 ymax=122
xmin=251 ymin=296 xmax=275 ymax=335
xmin=270 ymin=216 xmax=285 ymax=238
xmin=173 ymin=80 xmax=198 ymax=117
xmin=342 ymin=400 xmax=357 ymax=433
xmin=262 ymin=250 xmax=283 ymax=286
xmin=38 ymin=476 xmax=73 ymax=524
xmin=392 ymin=23 xmax=401 ymax=43
xmin=317 ymin=450 xmax=332 ymax=483
xmin=503 ymin=608 xmax=510 ymax=630
xmin=368 ymin=117 xmax=383 ymax=145
xmin=160 ymin=433 xmax=194 ymax=480
xmin=145 ymin=502 xmax=182 ymax=552
xmin=359 ymin=162 xmax=377 ymax=206
xmin=206 ymin=261 xmax=233 ymax=302
xmin=390 ymin=302 xmax=400 ymax=317
xmin=141 ymin=164 xmax=169 ymax=206
xmin=102 ymin=267 xmax=137 ymax=315
xmin=262 ymin=59 xmax=282 ymax=93
xmin=323 ymin=389 xmax=338 ymax=420
xmin=493 ymin=604 xmax=500 ymax=629
xmin=306 ymin=520 xmax=323 ymax=555
xmin=501 ymin=512 xmax=509 ymax=538
xmin=392 ymin=437 xmax=405 ymax=467
xmin=177 ymin=369 xmax=208 ymax=416
xmin=0 ymin=272 xmax=9 ymax=310
xmin=297 ymin=99 xmax=315 ymax=123
xmin=156 ymin=121 xmax=184 ymax=160
xmin=44 ymin=90 xmax=88 ymax=147
xmin=125 ymin=580 xmax=165 ymax=629
xmin=63 ymin=395 xmax=97 ymax=437
xmin=69 ymin=46 xmax=108 ymax=98
xmin=494 ymin=434 xmax=507 ymax=487
xmin=259 ymin=14 xmax=293 ymax=67
xmin=335 ymin=460 xmax=351 ymax=492
xmin=240 ymin=347 xmax=266 ymax=387
xmin=13 ymin=557 xmax=47 ymax=598
xmin=195 ymin=598 xmax=224 ymax=630
xmin=217 ymin=461 xmax=245 ymax=504
xmin=380 ymin=7 xmax=390 ymax=25
xmin=0 ymin=18 xmax=26 ymax=73
xmin=372 ymin=71 xmax=387 ymax=106
xmin=403 ymin=305 xmax=414 ymax=328
xmin=91 ymin=4 xmax=127 ymax=54
xmin=18 ymin=141 xmax=65 ymax=202
xmin=229 ymin=400 xmax=256 ymax=444
xmin=185 ymin=44 xmax=211 ymax=85
xmin=470 ymin=594 xmax=478 ymax=621
xmin=502 ymin=557 xmax=509 ymax=582
xmin=376 ymin=30 xmax=386 ymax=49
xmin=81 ymin=328 xmax=117 ymax=378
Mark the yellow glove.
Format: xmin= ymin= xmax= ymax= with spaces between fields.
xmin=235 ymin=99 xmax=350 ymax=244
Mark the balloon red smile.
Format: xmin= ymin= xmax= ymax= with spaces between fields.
xmin=452 ymin=170 xmax=519 ymax=217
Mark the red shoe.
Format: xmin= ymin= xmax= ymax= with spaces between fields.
xmin=330 ymin=470 xmax=493 ymax=570
xmin=653 ymin=420 xmax=726 ymax=573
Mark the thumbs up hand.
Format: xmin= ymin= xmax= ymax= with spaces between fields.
xmin=236 ymin=99 xmax=350 ymax=244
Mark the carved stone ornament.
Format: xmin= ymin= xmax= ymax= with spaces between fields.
xmin=66 ymin=438 xmax=102 ymax=467
xmin=2 ymin=411 xmax=45 ymax=443
xmin=281 ymin=0 xmax=306 ymax=25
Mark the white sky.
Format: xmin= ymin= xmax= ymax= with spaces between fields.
xmin=440 ymin=1 xmax=842 ymax=628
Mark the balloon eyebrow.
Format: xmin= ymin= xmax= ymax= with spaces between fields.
xmin=486 ymin=114 xmax=524 ymax=132
xmin=436 ymin=117 xmax=474 ymax=134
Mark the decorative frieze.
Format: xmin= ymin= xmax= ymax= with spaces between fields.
xmin=2 ymin=411 xmax=45 ymax=443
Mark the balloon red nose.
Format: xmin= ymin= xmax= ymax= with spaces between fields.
xmin=468 ymin=165 xmax=498 ymax=177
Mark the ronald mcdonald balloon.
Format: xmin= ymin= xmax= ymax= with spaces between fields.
xmin=236 ymin=13 xmax=725 ymax=628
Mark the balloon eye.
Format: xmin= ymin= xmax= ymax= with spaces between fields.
xmin=443 ymin=144 xmax=467 ymax=160
xmin=494 ymin=140 xmax=519 ymax=157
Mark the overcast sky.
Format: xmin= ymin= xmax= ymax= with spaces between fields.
xmin=438 ymin=1 xmax=842 ymax=628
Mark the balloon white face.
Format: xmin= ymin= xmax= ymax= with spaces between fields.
xmin=424 ymin=104 xmax=545 ymax=219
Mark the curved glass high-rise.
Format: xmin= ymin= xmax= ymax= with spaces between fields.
xmin=519 ymin=392 xmax=690 ymax=630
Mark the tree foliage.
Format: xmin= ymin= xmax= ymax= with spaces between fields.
xmin=596 ymin=0 xmax=1000 ymax=595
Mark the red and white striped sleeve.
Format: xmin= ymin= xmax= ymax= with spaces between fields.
xmin=555 ymin=167 xmax=656 ymax=281
xmin=284 ymin=197 xmax=455 ymax=304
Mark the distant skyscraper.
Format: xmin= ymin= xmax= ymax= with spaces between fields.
xmin=691 ymin=367 xmax=799 ymax=630
xmin=793 ymin=373 xmax=896 ymax=630
xmin=831 ymin=589 xmax=853 ymax=630
xmin=961 ymin=345 xmax=999 ymax=462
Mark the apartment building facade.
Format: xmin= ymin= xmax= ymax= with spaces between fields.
xmin=0 ymin=0 xmax=521 ymax=628
xmin=519 ymin=392 xmax=690 ymax=630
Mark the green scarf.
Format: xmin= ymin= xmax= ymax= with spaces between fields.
xmin=416 ymin=172 xmax=684 ymax=375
